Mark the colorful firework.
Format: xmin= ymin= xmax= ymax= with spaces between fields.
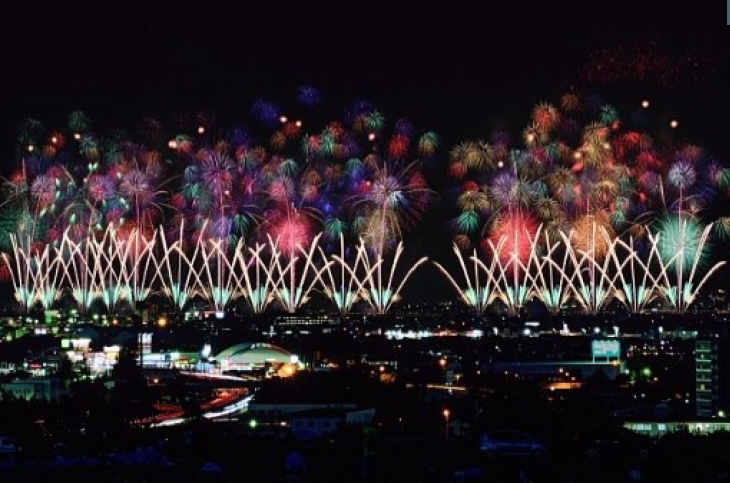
xmin=0 ymin=87 xmax=726 ymax=318
xmin=439 ymin=89 xmax=728 ymax=315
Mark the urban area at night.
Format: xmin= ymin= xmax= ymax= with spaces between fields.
xmin=0 ymin=2 xmax=728 ymax=482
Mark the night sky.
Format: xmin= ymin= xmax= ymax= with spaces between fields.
xmin=0 ymin=1 xmax=728 ymax=301
xmin=1 ymin=1 xmax=726 ymax=158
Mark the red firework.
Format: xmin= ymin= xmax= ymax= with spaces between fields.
xmin=169 ymin=192 xmax=187 ymax=211
xmin=282 ymin=122 xmax=301 ymax=139
xmin=388 ymin=134 xmax=410 ymax=159
xmin=270 ymin=212 xmax=311 ymax=255
xmin=483 ymin=211 xmax=538 ymax=266
xmin=9 ymin=169 xmax=25 ymax=186
xmin=448 ymin=161 xmax=467 ymax=180
xmin=462 ymin=180 xmax=479 ymax=193
xmin=305 ymin=135 xmax=320 ymax=153
xmin=0 ymin=260 xmax=10 ymax=283
xmin=326 ymin=121 xmax=345 ymax=138
xmin=531 ymin=103 xmax=560 ymax=131
xmin=636 ymin=151 xmax=662 ymax=170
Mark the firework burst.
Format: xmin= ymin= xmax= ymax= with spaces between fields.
xmin=0 ymin=88 xmax=726 ymax=317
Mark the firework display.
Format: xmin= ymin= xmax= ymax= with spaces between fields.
xmin=0 ymin=89 xmax=727 ymax=317
xmin=438 ymin=92 xmax=728 ymax=315
xmin=0 ymin=90 xmax=438 ymax=315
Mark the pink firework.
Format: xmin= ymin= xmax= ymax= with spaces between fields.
xmin=484 ymin=211 xmax=538 ymax=266
xmin=86 ymin=174 xmax=116 ymax=204
xmin=267 ymin=176 xmax=295 ymax=203
xmin=270 ymin=211 xmax=312 ymax=255
xmin=120 ymin=169 xmax=151 ymax=199
xmin=199 ymin=150 xmax=235 ymax=198
xmin=300 ymin=183 xmax=319 ymax=203
xmin=30 ymin=174 xmax=56 ymax=209
xmin=238 ymin=175 xmax=259 ymax=198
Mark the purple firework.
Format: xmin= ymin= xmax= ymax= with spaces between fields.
xmin=296 ymin=85 xmax=322 ymax=107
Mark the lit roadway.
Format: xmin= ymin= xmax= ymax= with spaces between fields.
xmin=131 ymin=371 xmax=255 ymax=427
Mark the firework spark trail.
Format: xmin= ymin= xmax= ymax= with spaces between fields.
xmin=59 ymin=229 xmax=100 ymax=314
xmin=355 ymin=238 xmax=429 ymax=315
xmin=610 ymin=236 xmax=662 ymax=313
xmin=197 ymin=236 xmax=243 ymax=315
xmin=0 ymin=220 xmax=725 ymax=316
xmin=125 ymin=229 xmax=161 ymax=307
xmin=431 ymin=245 xmax=500 ymax=315
xmin=653 ymin=223 xmax=727 ymax=313
xmin=0 ymin=225 xmax=431 ymax=316
xmin=558 ymin=225 xmax=618 ymax=315
xmin=530 ymin=231 xmax=572 ymax=314
xmin=267 ymin=233 xmax=325 ymax=313
xmin=487 ymin=224 xmax=546 ymax=316
xmin=4 ymin=236 xmax=33 ymax=312
xmin=157 ymin=223 xmax=198 ymax=311
xmin=96 ymin=227 xmax=129 ymax=313
xmin=234 ymin=241 xmax=277 ymax=314
xmin=2 ymin=234 xmax=46 ymax=312
xmin=434 ymin=220 xmax=727 ymax=316
xmin=317 ymin=234 xmax=364 ymax=314
xmin=34 ymin=243 xmax=65 ymax=310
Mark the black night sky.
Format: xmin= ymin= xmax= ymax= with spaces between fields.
xmin=1 ymin=1 xmax=726 ymax=158
xmin=0 ymin=1 xmax=728 ymax=300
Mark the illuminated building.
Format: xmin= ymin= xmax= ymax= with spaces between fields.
xmin=695 ymin=339 xmax=720 ymax=418
xmin=0 ymin=377 xmax=66 ymax=401
xmin=214 ymin=342 xmax=302 ymax=377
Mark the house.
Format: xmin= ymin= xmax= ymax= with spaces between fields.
xmin=288 ymin=407 xmax=376 ymax=441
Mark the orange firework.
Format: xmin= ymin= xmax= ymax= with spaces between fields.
xmin=570 ymin=213 xmax=615 ymax=260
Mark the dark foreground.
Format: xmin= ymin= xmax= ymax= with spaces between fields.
xmin=1 ymin=421 xmax=729 ymax=483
